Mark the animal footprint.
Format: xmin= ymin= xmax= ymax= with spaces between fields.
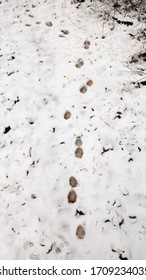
xmin=64 ymin=111 xmax=71 ymax=120
xmin=80 ymin=85 xmax=87 ymax=94
xmin=75 ymin=147 xmax=83 ymax=158
xmin=75 ymin=58 xmax=84 ymax=68
xmin=69 ymin=176 xmax=78 ymax=188
xmin=75 ymin=136 xmax=82 ymax=147
xmin=57 ymin=234 xmax=70 ymax=247
xmin=24 ymin=241 xmax=34 ymax=249
xmin=86 ymin=79 xmax=93 ymax=86
xmin=83 ymin=40 xmax=90 ymax=49
xmin=68 ymin=190 xmax=77 ymax=203
xmin=45 ymin=21 xmax=53 ymax=27
xmin=76 ymin=225 xmax=86 ymax=239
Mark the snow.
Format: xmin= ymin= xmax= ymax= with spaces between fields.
xmin=0 ymin=0 xmax=146 ymax=259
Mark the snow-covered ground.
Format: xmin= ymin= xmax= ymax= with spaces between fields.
xmin=0 ymin=0 xmax=146 ymax=259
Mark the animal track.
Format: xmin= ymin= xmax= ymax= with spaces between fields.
xmin=68 ymin=190 xmax=77 ymax=203
xmin=69 ymin=176 xmax=78 ymax=187
xmin=64 ymin=111 xmax=71 ymax=120
xmin=83 ymin=40 xmax=90 ymax=49
xmin=80 ymin=85 xmax=87 ymax=93
xmin=75 ymin=58 xmax=84 ymax=68
xmin=76 ymin=225 xmax=86 ymax=239
xmin=75 ymin=147 xmax=83 ymax=158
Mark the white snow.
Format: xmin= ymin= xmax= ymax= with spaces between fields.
xmin=0 ymin=0 xmax=146 ymax=259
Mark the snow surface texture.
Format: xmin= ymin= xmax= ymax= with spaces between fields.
xmin=0 ymin=0 xmax=146 ymax=259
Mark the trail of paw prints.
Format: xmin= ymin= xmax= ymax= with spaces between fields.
xmin=63 ymin=107 xmax=86 ymax=239
xmin=63 ymin=37 xmax=94 ymax=242
xmin=79 ymin=79 xmax=93 ymax=94
xmin=75 ymin=135 xmax=83 ymax=158
xmin=68 ymin=176 xmax=78 ymax=204
xmin=67 ymin=135 xmax=86 ymax=240
xmin=68 ymin=174 xmax=86 ymax=239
